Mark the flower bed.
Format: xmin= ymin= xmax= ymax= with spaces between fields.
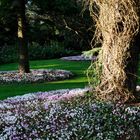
xmin=60 ymin=55 xmax=96 ymax=61
xmin=0 ymin=88 xmax=140 ymax=140
xmin=0 ymin=69 xmax=73 ymax=84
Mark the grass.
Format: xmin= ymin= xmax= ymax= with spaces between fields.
xmin=0 ymin=59 xmax=90 ymax=100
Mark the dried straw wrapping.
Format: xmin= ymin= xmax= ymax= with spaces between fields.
xmin=87 ymin=0 xmax=139 ymax=102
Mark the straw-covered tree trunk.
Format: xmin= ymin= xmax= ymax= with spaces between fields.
xmin=88 ymin=0 xmax=140 ymax=102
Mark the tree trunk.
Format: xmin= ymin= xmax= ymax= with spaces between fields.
xmin=125 ymin=32 xmax=140 ymax=95
xmin=17 ymin=0 xmax=30 ymax=74
xmin=125 ymin=3 xmax=140 ymax=98
xmin=89 ymin=0 xmax=140 ymax=103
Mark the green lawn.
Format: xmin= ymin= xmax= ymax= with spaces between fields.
xmin=0 ymin=59 xmax=90 ymax=100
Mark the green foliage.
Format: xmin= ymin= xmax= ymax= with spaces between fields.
xmin=27 ymin=0 xmax=93 ymax=51
xmin=32 ymin=0 xmax=80 ymax=15
xmin=0 ymin=0 xmax=17 ymax=46
xmin=0 ymin=44 xmax=18 ymax=64
xmin=87 ymin=61 xmax=102 ymax=88
xmin=0 ymin=42 xmax=80 ymax=64
xmin=29 ymin=41 xmax=80 ymax=60
xmin=0 ymin=0 xmax=93 ymax=52
xmin=82 ymin=48 xmax=102 ymax=88
xmin=82 ymin=48 xmax=101 ymax=59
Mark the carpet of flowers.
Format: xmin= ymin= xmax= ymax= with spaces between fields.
xmin=0 ymin=88 xmax=140 ymax=140
xmin=0 ymin=69 xmax=73 ymax=84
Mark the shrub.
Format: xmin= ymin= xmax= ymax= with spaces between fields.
xmin=29 ymin=41 xmax=79 ymax=60
xmin=0 ymin=44 xmax=18 ymax=64
xmin=0 ymin=42 xmax=80 ymax=64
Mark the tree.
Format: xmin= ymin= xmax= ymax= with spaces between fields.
xmin=0 ymin=0 xmax=17 ymax=46
xmin=0 ymin=0 xmax=30 ymax=73
xmin=28 ymin=0 xmax=93 ymax=50
xmin=15 ymin=0 xmax=30 ymax=73
xmin=88 ymin=0 xmax=140 ymax=103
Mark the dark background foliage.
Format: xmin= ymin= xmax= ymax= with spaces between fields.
xmin=0 ymin=0 xmax=93 ymax=64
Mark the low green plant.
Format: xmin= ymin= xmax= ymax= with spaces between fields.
xmin=82 ymin=47 xmax=101 ymax=59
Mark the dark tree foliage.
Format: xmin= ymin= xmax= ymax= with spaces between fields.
xmin=27 ymin=0 xmax=93 ymax=50
xmin=0 ymin=0 xmax=93 ymax=65
xmin=0 ymin=0 xmax=93 ymax=51
xmin=0 ymin=0 xmax=17 ymax=45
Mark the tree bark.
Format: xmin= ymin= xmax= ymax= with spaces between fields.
xmin=17 ymin=0 xmax=30 ymax=73
xmin=124 ymin=2 xmax=140 ymax=97
xmin=125 ymin=32 xmax=140 ymax=96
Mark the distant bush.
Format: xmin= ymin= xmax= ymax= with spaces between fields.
xmin=0 ymin=42 xmax=80 ymax=64
xmin=0 ymin=44 xmax=18 ymax=64
xmin=29 ymin=41 xmax=80 ymax=60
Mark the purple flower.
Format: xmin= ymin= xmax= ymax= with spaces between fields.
xmin=44 ymin=103 xmax=49 ymax=110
